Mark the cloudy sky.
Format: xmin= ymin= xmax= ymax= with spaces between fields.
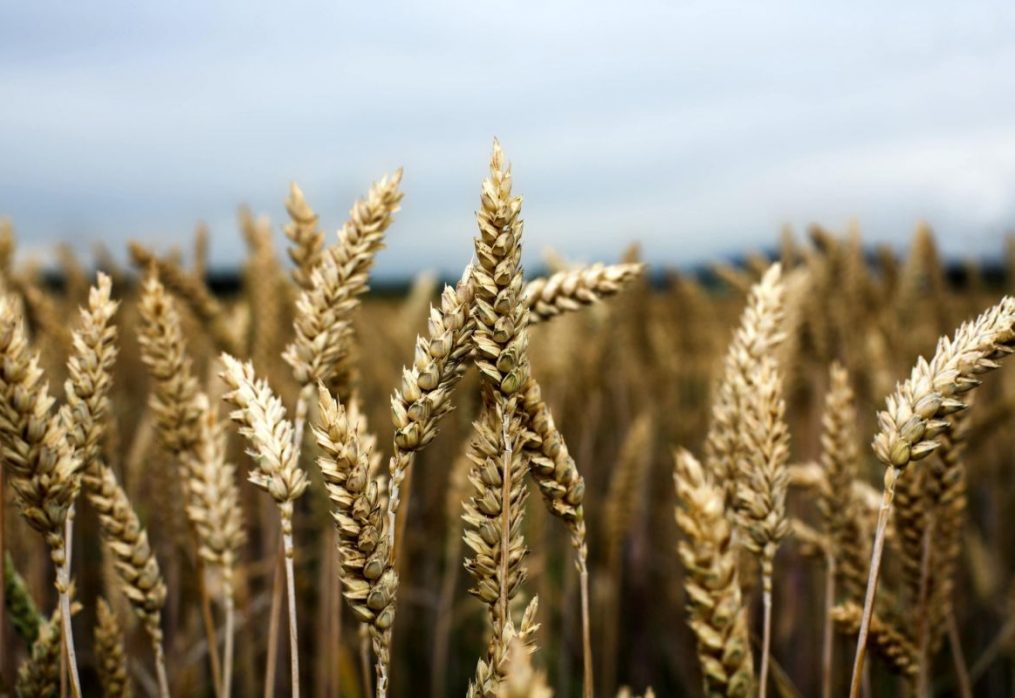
xmin=3 ymin=1 xmax=1015 ymax=276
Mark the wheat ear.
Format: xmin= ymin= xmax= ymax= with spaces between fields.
xmin=129 ymin=243 xmax=240 ymax=355
xmin=674 ymin=449 xmax=755 ymax=697
xmin=5 ymin=552 xmax=43 ymax=644
xmin=284 ymin=170 xmax=403 ymax=388
xmin=463 ymin=403 xmax=540 ymax=697
xmin=95 ymin=597 xmax=132 ymax=698
xmin=733 ymin=353 xmax=791 ymax=698
xmin=138 ymin=270 xmax=224 ymax=691
xmin=16 ymin=602 xmax=78 ymax=698
xmin=523 ymin=262 xmax=645 ymax=324
xmin=184 ymin=394 xmax=246 ymax=698
xmin=313 ymin=388 xmax=395 ymax=697
xmin=704 ymin=263 xmax=786 ymax=511
xmin=83 ymin=463 xmax=169 ymax=698
xmin=849 ymin=296 xmax=1015 ymax=697
xmin=815 ymin=363 xmax=867 ymax=698
xmin=0 ymin=296 xmax=82 ymax=697
xmin=284 ymin=183 xmax=325 ymax=292
xmin=220 ymin=354 xmax=308 ymax=697
xmin=498 ymin=636 xmax=553 ymax=698
xmin=834 ymin=602 xmax=917 ymax=678
xmin=386 ymin=265 xmax=475 ymax=563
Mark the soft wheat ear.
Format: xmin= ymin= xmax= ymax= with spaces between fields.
xmin=849 ymin=297 xmax=1015 ymax=697
xmin=220 ymin=354 xmax=307 ymax=697
xmin=94 ymin=597 xmax=131 ymax=698
xmin=0 ymin=296 xmax=82 ymax=696
xmin=313 ymin=386 xmax=395 ymax=697
xmin=523 ymin=262 xmax=645 ymax=324
xmin=83 ymin=463 xmax=169 ymax=698
xmin=673 ymin=448 xmax=755 ymax=697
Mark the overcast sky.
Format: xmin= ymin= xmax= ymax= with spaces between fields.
xmin=3 ymin=1 xmax=1015 ymax=276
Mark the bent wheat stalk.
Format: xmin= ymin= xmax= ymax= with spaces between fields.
xmin=849 ymin=297 xmax=1015 ymax=697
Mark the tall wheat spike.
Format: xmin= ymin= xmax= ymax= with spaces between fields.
xmin=674 ymin=449 xmax=755 ymax=697
xmin=850 ymin=296 xmax=1015 ymax=697
xmin=94 ymin=597 xmax=132 ymax=698
xmin=313 ymin=388 xmax=396 ymax=697
xmin=220 ymin=354 xmax=308 ymax=697
xmin=84 ymin=463 xmax=169 ymax=698
xmin=0 ymin=296 xmax=82 ymax=696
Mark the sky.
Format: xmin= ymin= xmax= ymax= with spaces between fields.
xmin=3 ymin=1 xmax=1015 ymax=277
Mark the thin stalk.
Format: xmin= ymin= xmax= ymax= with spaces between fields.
xmin=359 ymin=627 xmax=372 ymax=698
xmin=822 ymin=553 xmax=836 ymax=698
xmin=282 ymin=532 xmax=300 ymax=698
xmin=947 ymin=609 xmax=972 ymax=698
xmin=197 ymin=560 xmax=224 ymax=697
xmin=915 ymin=516 xmax=936 ymax=697
xmin=849 ymin=488 xmax=894 ymax=698
xmin=223 ymin=586 xmax=235 ymax=698
xmin=56 ymin=565 xmax=81 ymax=698
xmin=264 ymin=546 xmax=284 ymax=698
xmin=60 ymin=507 xmax=75 ymax=698
xmin=431 ymin=529 xmax=461 ymax=698
xmin=578 ymin=554 xmax=593 ymax=698
xmin=153 ymin=635 xmax=171 ymax=698
xmin=759 ymin=579 xmax=773 ymax=698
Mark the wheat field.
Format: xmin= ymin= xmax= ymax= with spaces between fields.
xmin=2 ymin=141 xmax=1015 ymax=697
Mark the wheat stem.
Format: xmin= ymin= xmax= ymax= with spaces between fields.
xmin=56 ymin=575 xmax=80 ymax=698
xmin=264 ymin=545 xmax=283 ymax=698
xmin=223 ymin=590 xmax=235 ymax=698
xmin=759 ymin=580 xmax=773 ymax=698
xmin=578 ymin=553 xmax=593 ymax=698
xmin=822 ymin=553 xmax=836 ymax=698
xmin=283 ymin=531 xmax=300 ymax=698
xmin=849 ymin=489 xmax=892 ymax=698
xmin=152 ymin=635 xmax=171 ymax=698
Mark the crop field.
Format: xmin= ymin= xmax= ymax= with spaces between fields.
xmin=2 ymin=142 xmax=1015 ymax=698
